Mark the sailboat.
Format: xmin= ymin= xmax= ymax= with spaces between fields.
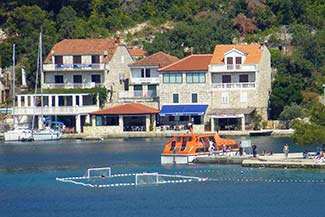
xmin=4 ymin=44 xmax=33 ymax=142
xmin=31 ymin=32 xmax=61 ymax=141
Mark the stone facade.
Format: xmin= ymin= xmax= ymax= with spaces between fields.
xmin=105 ymin=45 xmax=134 ymax=103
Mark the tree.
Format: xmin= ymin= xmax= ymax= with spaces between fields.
xmin=3 ymin=5 xmax=57 ymax=89
xmin=279 ymin=103 xmax=306 ymax=121
xmin=232 ymin=13 xmax=257 ymax=36
xmin=56 ymin=6 xmax=83 ymax=40
xmin=269 ymin=73 xmax=303 ymax=119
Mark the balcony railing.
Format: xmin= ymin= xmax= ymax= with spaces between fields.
xmin=131 ymin=77 xmax=159 ymax=84
xmin=210 ymin=64 xmax=256 ymax=72
xmin=212 ymin=82 xmax=256 ymax=89
xmin=14 ymin=105 xmax=99 ymax=116
xmin=43 ymin=82 xmax=104 ymax=89
xmin=119 ymin=90 xmax=157 ymax=99
xmin=43 ymin=63 xmax=109 ymax=71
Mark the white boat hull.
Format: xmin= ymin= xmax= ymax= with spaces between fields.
xmin=33 ymin=129 xmax=61 ymax=141
xmin=161 ymin=151 xmax=240 ymax=164
xmin=161 ymin=153 xmax=210 ymax=164
xmin=4 ymin=129 xmax=33 ymax=142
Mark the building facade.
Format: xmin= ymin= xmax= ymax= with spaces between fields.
xmin=158 ymin=54 xmax=213 ymax=132
xmin=208 ymin=44 xmax=271 ymax=131
xmin=42 ymin=38 xmax=134 ymax=103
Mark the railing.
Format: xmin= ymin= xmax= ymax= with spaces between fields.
xmin=131 ymin=77 xmax=159 ymax=84
xmin=43 ymin=63 xmax=109 ymax=71
xmin=212 ymin=82 xmax=256 ymax=89
xmin=119 ymin=90 xmax=157 ymax=99
xmin=43 ymin=82 xmax=104 ymax=89
xmin=14 ymin=105 xmax=99 ymax=116
xmin=210 ymin=64 xmax=256 ymax=72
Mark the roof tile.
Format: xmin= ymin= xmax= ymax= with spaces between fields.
xmin=90 ymin=103 xmax=159 ymax=115
xmin=210 ymin=44 xmax=262 ymax=64
xmin=159 ymin=54 xmax=213 ymax=72
xmin=130 ymin=51 xmax=179 ymax=68
xmin=45 ymin=38 xmax=119 ymax=63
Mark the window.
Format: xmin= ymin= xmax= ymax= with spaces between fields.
xmin=221 ymin=92 xmax=229 ymax=104
xmin=239 ymin=74 xmax=248 ymax=82
xmin=104 ymin=115 xmax=119 ymax=126
xmin=227 ymin=57 xmax=233 ymax=64
xmin=54 ymin=75 xmax=64 ymax=83
xmin=148 ymin=85 xmax=157 ymax=97
xmin=240 ymin=92 xmax=248 ymax=102
xmin=73 ymin=55 xmax=81 ymax=64
xmin=235 ymin=57 xmax=242 ymax=69
xmin=134 ymin=85 xmax=143 ymax=97
xmin=96 ymin=115 xmax=119 ymax=126
xmin=163 ymin=73 xmax=182 ymax=83
xmin=186 ymin=73 xmax=205 ymax=83
xmin=222 ymin=75 xmax=231 ymax=83
xmin=55 ymin=56 xmax=63 ymax=64
xmin=192 ymin=93 xmax=198 ymax=103
xmin=73 ymin=75 xmax=82 ymax=83
xmin=173 ymin=93 xmax=179 ymax=103
xmin=227 ymin=57 xmax=233 ymax=70
xmin=92 ymin=55 xmax=100 ymax=63
xmin=91 ymin=74 xmax=101 ymax=83
xmin=141 ymin=68 xmax=151 ymax=78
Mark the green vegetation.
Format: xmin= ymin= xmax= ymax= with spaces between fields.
xmin=0 ymin=0 xmax=324 ymax=144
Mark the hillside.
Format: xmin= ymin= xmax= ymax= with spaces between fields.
xmin=0 ymin=0 xmax=324 ymax=122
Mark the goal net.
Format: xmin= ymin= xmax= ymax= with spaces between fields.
xmin=86 ymin=167 xmax=111 ymax=179
xmin=135 ymin=172 xmax=165 ymax=185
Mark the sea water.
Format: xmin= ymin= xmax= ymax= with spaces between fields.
xmin=0 ymin=136 xmax=324 ymax=217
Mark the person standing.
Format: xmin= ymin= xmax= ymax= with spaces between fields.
xmin=283 ymin=144 xmax=289 ymax=158
xmin=252 ymin=144 xmax=257 ymax=157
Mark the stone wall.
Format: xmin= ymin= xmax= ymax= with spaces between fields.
xmin=105 ymin=45 xmax=134 ymax=103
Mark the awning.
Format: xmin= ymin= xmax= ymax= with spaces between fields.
xmin=160 ymin=104 xmax=208 ymax=116
xmin=208 ymin=108 xmax=255 ymax=118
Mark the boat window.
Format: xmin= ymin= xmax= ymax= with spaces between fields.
xmin=196 ymin=148 xmax=205 ymax=153
xmin=176 ymin=137 xmax=182 ymax=142
xmin=169 ymin=141 xmax=176 ymax=152
xmin=180 ymin=142 xmax=186 ymax=151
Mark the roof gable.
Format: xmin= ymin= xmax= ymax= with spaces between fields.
xmin=159 ymin=54 xmax=213 ymax=72
xmin=210 ymin=44 xmax=262 ymax=64
xmin=130 ymin=51 xmax=179 ymax=68
xmin=90 ymin=103 xmax=159 ymax=115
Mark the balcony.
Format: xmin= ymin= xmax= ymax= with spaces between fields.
xmin=43 ymin=82 xmax=104 ymax=89
xmin=43 ymin=63 xmax=109 ymax=71
xmin=119 ymin=90 xmax=157 ymax=99
xmin=14 ymin=105 xmax=99 ymax=116
xmin=212 ymin=82 xmax=256 ymax=89
xmin=210 ymin=64 xmax=256 ymax=72
xmin=131 ymin=77 xmax=160 ymax=84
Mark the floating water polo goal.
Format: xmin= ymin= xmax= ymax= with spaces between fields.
xmin=56 ymin=167 xmax=207 ymax=188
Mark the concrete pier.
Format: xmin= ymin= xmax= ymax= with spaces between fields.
xmin=193 ymin=153 xmax=325 ymax=169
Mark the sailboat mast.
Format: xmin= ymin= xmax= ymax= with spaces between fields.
xmin=12 ymin=44 xmax=16 ymax=127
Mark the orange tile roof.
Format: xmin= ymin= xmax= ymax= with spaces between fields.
xmin=45 ymin=38 xmax=119 ymax=63
xmin=130 ymin=51 xmax=179 ymax=68
xmin=210 ymin=44 xmax=262 ymax=64
xmin=159 ymin=54 xmax=213 ymax=72
xmin=128 ymin=49 xmax=147 ymax=57
xmin=90 ymin=103 xmax=159 ymax=115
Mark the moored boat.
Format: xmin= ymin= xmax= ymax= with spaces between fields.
xmin=4 ymin=127 xmax=33 ymax=142
xmin=161 ymin=130 xmax=239 ymax=164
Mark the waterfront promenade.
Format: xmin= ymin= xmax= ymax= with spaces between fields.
xmin=62 ymin=129 xmax=294 ymax=140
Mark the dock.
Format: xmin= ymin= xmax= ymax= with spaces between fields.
xmin=193 ymin=153 xmax=325 ymax=169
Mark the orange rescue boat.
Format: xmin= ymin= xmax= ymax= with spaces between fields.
xmin=161 ymin=131 xmax=239 ymax=164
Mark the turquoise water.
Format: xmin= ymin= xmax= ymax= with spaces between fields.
xmin=1 ymin=136 xmax=324 ymax=217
